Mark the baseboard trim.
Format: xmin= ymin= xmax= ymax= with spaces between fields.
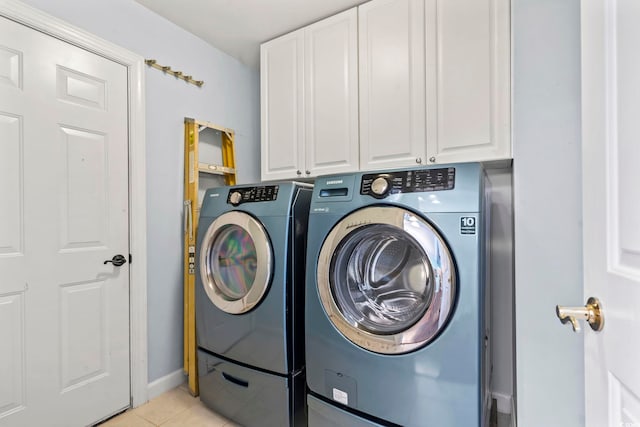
xmin=146 ymin=369 xmax=186 ymax=402
xmin=492 ymin=391 xmax=513 ymax=415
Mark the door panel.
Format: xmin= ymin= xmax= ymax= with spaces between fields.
xmin=434 ymin=0 xmax=491 ymax=151
xmin=0 ymin=113 xmax=22 ymax=256
xmin=0 ymin=16 xmax=130 ymax=426
xmin=608 ymin=373 xmax=640 ymax=426
xmin=427 ymin=0 xmax=510 ymax=164
xmin=581 ymin=0 xmax=640 ymax=425
xmin=260 ymin=30 xmax=305 ymax=181
xmin=359 ymin=0 xmax=426 ymax=169
xmin=60 ymin=280 xmax=108 ymax=391
xmin=59 ymin=127 xmax=108 ymax=249
xmin=305 ymin=8 xmax=359 ymax=177
xmin=0 ymin=293 xmax=25 ymax=418
xmin=56 ymin=65 xmax=106 ymax=109
xmin=0 ymin=45 xmax=21 ymax=88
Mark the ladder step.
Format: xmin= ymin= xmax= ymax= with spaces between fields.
xmin=198 ymin=162 xmax=236 ymax=175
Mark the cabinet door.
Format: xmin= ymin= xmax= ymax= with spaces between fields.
xmin=359 ymin=0 xmax=426 ymax=170
xmin=425 ymin=0 xmax=510 ymax=164
xmin=305 ymin=8 xmax=359 ymax=177
xmin=260 ymin=30 xmax=305 ymax=181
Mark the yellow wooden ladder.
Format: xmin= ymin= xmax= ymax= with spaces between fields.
xmin=183 ymin=117 xmax=237 ymax=396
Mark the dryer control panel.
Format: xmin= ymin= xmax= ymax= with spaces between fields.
xmin=361 ymin=167 xmax=455 ymax=198
xmin=227 ymin=185 xmax=279 ymax=205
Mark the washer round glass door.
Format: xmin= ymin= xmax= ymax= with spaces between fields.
xmin=317 ymin=206 xmax=456 ymax=354
xmin=199 ymin=211 xmax=272 ymax=314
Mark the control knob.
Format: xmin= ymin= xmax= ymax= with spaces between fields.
xmin=229 ymin=191 xmax=243 ymax=206
xmin=371 ymin=176 xmax=391 ymax=197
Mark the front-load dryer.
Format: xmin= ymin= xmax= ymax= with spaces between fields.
xmin=196 ymin=182 xmax=312 ymax=427
xmin=305 ymin=163 xmax=491 ymax=427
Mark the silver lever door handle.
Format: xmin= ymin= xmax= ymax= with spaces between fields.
xmin=556 ymin=297 xmax=604 ymax=333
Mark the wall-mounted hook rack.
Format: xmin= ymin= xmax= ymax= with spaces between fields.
xmin=145 ymin=59 xmax=204 ymax=87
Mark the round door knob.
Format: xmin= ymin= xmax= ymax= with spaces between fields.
xmin=305 ymin=170 xmax=310 ymax=175
xmin=416 ymin=157 xmax=422 ymax=164
xmin=296 ymin=170 xmax=302 ymax=175
xmin=229 ymin=191 xmax=242 ymax=206
xmin=429 ymin=157 xmax=436 ymax=163
xmin=371 ymin=176 xmax=390 ymax=197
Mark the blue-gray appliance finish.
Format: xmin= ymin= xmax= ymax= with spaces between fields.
xmin=196 ymin=182 xmax=312 ymax=427
xmin=305 ymin=163 xmax=491 ymax=427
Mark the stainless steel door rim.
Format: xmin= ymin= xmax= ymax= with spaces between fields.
xmin=317 ymin=206 xmax=456 ymax=354
xmin=200 ymin=211 xmax=273 ymax=314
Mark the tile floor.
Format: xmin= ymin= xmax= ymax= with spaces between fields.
xmin=99 ymin=384 xmax=238 ymax=427
xmin=100 ymin=385 xmax=513 ymax=427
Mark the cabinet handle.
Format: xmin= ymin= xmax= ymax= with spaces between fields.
xmin=296 ymin=170 xmax=302 ymax=175
xmin=305 ymin=170 xmax=310 ymax=175
xmin=429 ymin=157 xmax=436 ymax=163
xmin=416 ymin=157 xmax=422 ymax=164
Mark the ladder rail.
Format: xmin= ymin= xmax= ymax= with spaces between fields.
xmin=183 ymin=117 xmax=237 ymax=396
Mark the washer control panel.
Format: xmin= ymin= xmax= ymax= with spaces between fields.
xmin=227 ymin=185 xmax=279 ymax=205
xmin=361 ymin=167 xmax=455 ymax=198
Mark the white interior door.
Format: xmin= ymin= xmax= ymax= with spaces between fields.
xmin=581 ymin=0 xmax=640 ymax=425
xmin=0 ymin=16 xmax=130 ymax=426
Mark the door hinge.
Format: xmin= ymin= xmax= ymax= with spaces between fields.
xmin=129 ymin=254 xmax=133 ymax=264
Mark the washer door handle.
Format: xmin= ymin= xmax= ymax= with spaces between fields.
xmin=104 ymin=254 xmax=127 ymax=267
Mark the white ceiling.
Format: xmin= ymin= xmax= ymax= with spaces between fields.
xmin=135 ymin=0 xmax=367 ymax=68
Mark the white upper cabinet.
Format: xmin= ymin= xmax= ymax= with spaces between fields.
xmin=359 ymin=0 xmax=511 ymax=168
xmin=305 ymin=9 xmax=359 ymax=177
xmin=260 ymin=0 xmax=511 ymax=180
xmin=261 ymin=9 xmax=358 ymax=181
xmin=359 ymin=0 xmax=427 ymax=170
xmin=260 ymin=29 xmax=305 ymax=181
xmin=425 ymin=0 xmax=511 ymax=164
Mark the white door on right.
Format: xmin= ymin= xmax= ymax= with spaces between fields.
xmin=581 ymin=0 xmax=640 ymax=425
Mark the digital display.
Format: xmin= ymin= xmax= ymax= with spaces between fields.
xmin=361 ymin=168 xmax=455 ymax=196
xmin=227 ymin=185 xmax=279 ymax=204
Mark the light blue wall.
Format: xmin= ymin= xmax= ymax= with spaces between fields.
xmin=20 ymin=0 xmax=261 ymax=382
xmin=513 ymin=0 xmax=584 ymax=425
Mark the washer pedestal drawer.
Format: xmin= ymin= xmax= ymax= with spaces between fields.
xmin=198 ymin=350 xmax=305 ymax=426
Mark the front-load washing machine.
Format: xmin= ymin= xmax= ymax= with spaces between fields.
xmin=305 ymin=163 xmax=491 ymax=427
xmin=196 ymin=182 xmax=312 ymax=426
